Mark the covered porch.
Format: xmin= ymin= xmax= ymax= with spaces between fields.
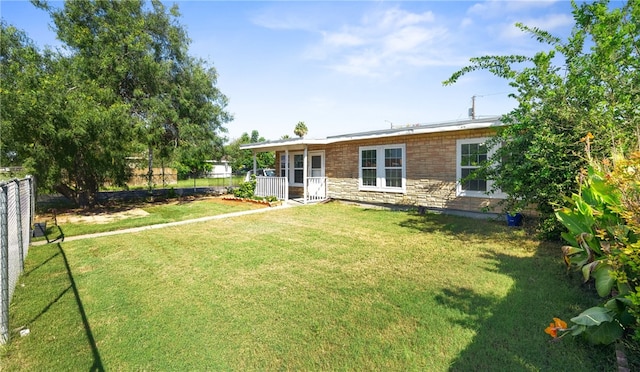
xmin=241 ymin=138 xmax=329 ymax=205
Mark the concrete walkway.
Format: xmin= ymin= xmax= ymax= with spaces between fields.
xmin=31 ymin=202 xmax=298 ymax=246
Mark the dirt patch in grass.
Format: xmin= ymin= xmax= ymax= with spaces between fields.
xmin=56 ymin=208 xmax=151 ymax=224
xmin=37 ymin=195 xmax=264 ymax=225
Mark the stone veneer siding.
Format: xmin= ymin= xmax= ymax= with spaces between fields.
xmin=276 ymin=128 xmax=505 ymax=213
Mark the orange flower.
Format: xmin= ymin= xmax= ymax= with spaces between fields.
xmin=580 ymin=132 xmax=595 ymax=142
xmin=545 ymin=317 xmax=567 ymax=338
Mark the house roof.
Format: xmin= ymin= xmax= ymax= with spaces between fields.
xmin=240 ymin=116 xmax=503 ymax=151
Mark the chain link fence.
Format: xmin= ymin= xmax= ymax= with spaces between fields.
xmin=0 ymin=177 xmax=34 ymax=344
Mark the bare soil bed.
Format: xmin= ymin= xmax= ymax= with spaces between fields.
xmin=36 ymin=195 xmax=254 ymax=225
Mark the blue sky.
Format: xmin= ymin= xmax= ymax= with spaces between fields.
xmin=1 ymin=0 xmax=581 ymax=142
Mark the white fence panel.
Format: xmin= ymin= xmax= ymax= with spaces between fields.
xmin=307 ymin=177 xmax=327 ymax=202
xmin=255 ymin=177 xmax=288 ymax=201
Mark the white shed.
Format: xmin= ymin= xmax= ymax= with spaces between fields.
xmin=205 ymin=160 xmax=232 ymax=178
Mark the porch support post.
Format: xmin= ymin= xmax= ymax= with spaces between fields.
xmin=285 ymin=149 xmax=289 ymax=201
xmin=252 ymin=151 xmax=257 ymax=175
xmin=303 ymin=146 xmax=308 ymax=204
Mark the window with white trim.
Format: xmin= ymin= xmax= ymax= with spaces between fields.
xmin=456 ymin=137 xmax=504 ymax=197
xmin=293 ymin=154 xmax=304 ymax=184
xmin=279 ymin=154 xmax=288 ymax=177
xmin=359 ymin=144 xmax=406 ymax=192
xmin=279 ymin=151 xmax=325 ymax=185
xmin=310 ymin=155 xmax=323 ymax=177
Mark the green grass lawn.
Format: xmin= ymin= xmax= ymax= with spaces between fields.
xmin=2 ymin=202 xmax=622 ymax=370
xmin=37 ymin=197 xmax=264 ymax=238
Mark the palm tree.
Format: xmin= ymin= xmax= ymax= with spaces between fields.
xmin=294 ymin=121 xmax=308 ymax=138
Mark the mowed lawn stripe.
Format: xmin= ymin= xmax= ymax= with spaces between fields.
xmin=3 ymin=202 xmax=613 ymax=370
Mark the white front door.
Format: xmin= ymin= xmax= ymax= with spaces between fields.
xmin=307 ymin=153 xmax=325 ymax=198
xmin=310 ymin=154 xmax=323 ymax=177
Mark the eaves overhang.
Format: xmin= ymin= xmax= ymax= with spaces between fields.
xmin=240 ymin=116 xmax=504 ymax=152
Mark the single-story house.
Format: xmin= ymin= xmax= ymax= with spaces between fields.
xmin=240 ymin=116 xmax=507 ymax=213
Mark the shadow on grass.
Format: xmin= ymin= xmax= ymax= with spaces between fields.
xmin=56 ymin=244 xmax=104 ymax=372
xmin=22 ymin=251 xmax=60 ymax=277
xmin=17 ymin=243 xmax=103 ymax=371
xmin=398 ymin=212 xmax=616 ymax=371
xmin=397 ymin=210 xmax=510 ymax=240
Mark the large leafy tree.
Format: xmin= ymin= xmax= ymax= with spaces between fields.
xmin=2 ymin=22 xmax=131 ymax=203
xmin=224 ymin=130 xmax=274 ymax=174
xmin=2 ymin=0 xmax=230 ymax=206
xmin=444 ymin=0 xmax=639 ymax=237
xmin=0 ymin=23 xmax=48 ymax=169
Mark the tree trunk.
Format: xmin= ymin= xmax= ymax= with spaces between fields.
xmin=148 ymin=145 xmax=154 ymax=190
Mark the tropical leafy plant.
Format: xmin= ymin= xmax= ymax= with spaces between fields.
xmin=552 ymin=141 xmax=640 ymax=344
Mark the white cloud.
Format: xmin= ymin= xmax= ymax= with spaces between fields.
xmin=253 ymin=2 xmax=574 ymax=78
xmin=330 ymin=51 xmax=384 ymax=77
xmin=376 ymin=8 xmax=435 ymax=29
xmin=302 ymin=6 xmax=453 ymax=77
xmin=500 ymin=13 xmax=574 ymax=40
xmin=467 ymin=0 xmax=558 ymax=18
xmin=251 ymin=7 xmax=319 ymax=31
xmin=460 ymin=17 xmax=474 ymax=28
xmin=522 ymin=13 xmax=574 ymax=31
xmin=323 ymin=30 xmax=365 ymax=47
xmin=383 ymin=26 xmax=443 ymax=53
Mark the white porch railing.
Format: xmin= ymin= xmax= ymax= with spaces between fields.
xmin=306 ymin=177 xmax=327 ymax=202
xmin=255 ymin=176 xmax=288 ymax=201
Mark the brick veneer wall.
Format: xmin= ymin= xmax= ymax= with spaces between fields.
xmin=327 ymin=128 xmax=504 ymax=212
xmin=275 ymin=128 xmax=506 ymax=213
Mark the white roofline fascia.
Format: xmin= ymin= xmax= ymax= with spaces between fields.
xmin=240 ymin=138 xmax=329 ymax=151
xmin=240 ymin=116 xmax=504 ymax=151
xmin=326 ymin=117 xmax=503 ymax=143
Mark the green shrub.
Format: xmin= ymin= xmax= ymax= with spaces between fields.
xmin=167 ymin=187 xmax=177 ymax=199
xmin=233 ymin=177 xmax=256 ymax=199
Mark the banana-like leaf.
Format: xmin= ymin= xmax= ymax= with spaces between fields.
xmin=580 ymin=231 xmax=603 ymax=255
xmin=583 ymin=319 xmax=624 ymax=345
xmin=571 ymin=306 xmax=614 ymax=326
xmin=604 ymin=297 xmax=634 ymax=326
xmin=556 ymin=209 xmax=593 ymax=236
xmin=581 ymin=261 xmax=599 ymax=282
xmin=574 ymin=197 xmax=595 ymax=227
xmin=572 ymin=252 xmax=589 ymax=268
xmin=577 ymin=233 xmax=595 ymax=262
xmin=604 ymin=297 xmax=636 ymax=327
xmin=561 ymin=245 xmax=583 ymax=256
xmin=561 ymin=231 xmax=578 ymax=246
xmin=589 ymin=171 xmax=620 ymax=206
xmin=617 ymin=281 xmax=632 ymax=296
xmin=571 ymin=324 xmax=587 ymax=336
xmin=593 ymin=264 xmax=614 ymax=297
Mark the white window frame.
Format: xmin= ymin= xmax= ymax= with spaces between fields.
xmin=283 ymin=151 xmax=325 ymax=186
xmin=279 ymin=153 xmax=288 ymax=178
xmin=456 ymin=137 xmax=506 ymax=198
xmin=309 ymin=152 xmax=325 ymax=178
xmin=358 ymin=144 xmax=406 ymax=193
xmin=292 ymin=153 xmax=305 ymax=185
